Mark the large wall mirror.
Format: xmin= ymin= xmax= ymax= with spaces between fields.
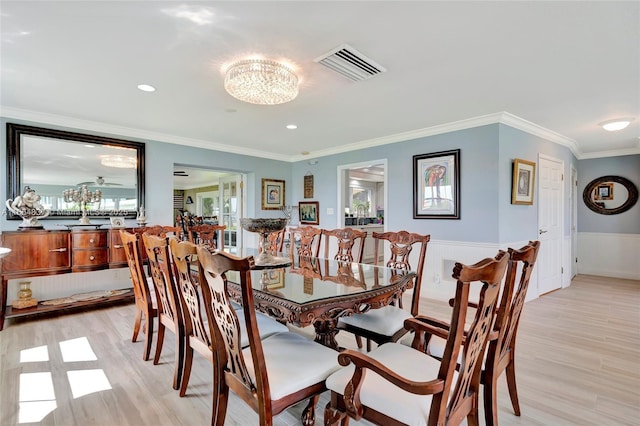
xmin=7 ymin=123 xmax=145 ymax=221
xmin=582 ymin=175 xmax=638 ymax=215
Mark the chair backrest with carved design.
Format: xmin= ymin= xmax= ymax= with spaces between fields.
xmin=261 ymin=228 xmax=286 ymax=254
xmin=288 ymin=226 xmax=322 ymax=258
xmin=120 ymin=230 xmax=153 ymax=315
xmin=373 ymin=230 xmax=430 ymax=316
xmin=170 ymin=239 xmax=210 ymax=349
xmin=322 ymin=227 xmax=366 ymax=263
xmin=141 ymin=233 xmax=181 ymax=328
xmin=187 ymin=224 xmax=226 ymax=251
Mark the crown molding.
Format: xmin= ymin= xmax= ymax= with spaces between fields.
xmin=0 ymin=106 xmax=287 ymax=161
xmin=3 ymin=106 xmax=635 ymax=162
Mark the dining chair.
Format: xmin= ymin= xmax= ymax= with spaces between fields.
xmin=288 ymin=226 xmax=322 ymax=258
xmin=261 ymin=228 xmax=286 ymax=255
xmin=336 ymin=230 xmax=430 ymax=351
xmin=322 ymin=227 xmax=366 ymax=262
xmin=119 ymin=229 xmax=157 ymax=361
xmin=187 ymin=224 xmax=226 ymax=251
xmin=142 ymin=233 xmax=185 ymax=391
xmin=324 ymin=250 xmax=510 ymax=426
xmin=196 ymin=247 xmax=341 ymax=425
xmin=422 ymin=240 xmax=541 ymax=425
xmin=168 ymin=239 xmax=289 ymax=397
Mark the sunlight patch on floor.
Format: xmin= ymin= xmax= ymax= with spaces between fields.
xmin=18 ymin=372 xmax=57 ymax=423
xmin=20 ymin=345 xmax=49 ymax=363
xmin=59 ymin=337 xmax=97 ymax=362
xmin=67 ymin=369 xmax=112 ymax=399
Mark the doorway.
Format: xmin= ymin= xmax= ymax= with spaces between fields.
xmin=537 ymin=154 xmax=564 ymax=295
xmin=173 ymin=165 xmax=245 ymax=253
xmin=337 ymin=160 xmax=387 ymax=228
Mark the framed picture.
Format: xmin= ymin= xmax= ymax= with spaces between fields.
xmin=264 ymin=269 xmax=285 ymax=290
xmin=593 ymin=182 xmax=613 ymax=201
xmin=511 ymin=158 xmax=536 ymax=205
xmin=261 ymin=178 xmax=285 ymax=210
xmin=110 ymin=217 xmax=125 ymax=228
xmin=299 ymin=201 xmax=319 ymax=225
xmin=304 ymin=174 xmax=314 ymax=198
xmin=413 ymin=149 xmax=460 ymax=219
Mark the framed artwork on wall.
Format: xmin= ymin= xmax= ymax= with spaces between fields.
xmin=261 ymin=178 xmax=285 ymax=210
xmin=299 ymin=201 xmax=319 ymax=225
xmin=511 ymin=158 xmax=536 ymax=205
xmin=413 ymin=149 xmax=460 ymax=219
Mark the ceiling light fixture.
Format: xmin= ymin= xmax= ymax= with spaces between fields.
xmin=286 ymin=124 xmax=298 ymax=129
xmin=100 ymin=155 xmax=137 ymax=169
xmin=224 ymin=59 xmax=298 ymax=105
xmin=599 ymin=118 xmax=634 ymax=131
xmin=137 ymin=84 xmax=156 ymax=92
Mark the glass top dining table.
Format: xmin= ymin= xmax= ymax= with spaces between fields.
xmin=221 ymin=249 xmax=416 ymax=350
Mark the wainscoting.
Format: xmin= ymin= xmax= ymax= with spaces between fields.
xmin=577 ymin=232 xmax=640 ymax=280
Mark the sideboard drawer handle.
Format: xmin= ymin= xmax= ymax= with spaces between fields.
xmin=89 ymin=255 xmax=95 ymax=261
xmin=114 ymin=244 xmax=123 ymax=249
xmin=89 ymin=238 xmax=95 ymax=243
xmin=49 ymin=248 xmax=67 ymax=252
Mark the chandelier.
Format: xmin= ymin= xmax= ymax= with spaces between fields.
xmin=100 ymin=155 xmax=136 ymax=168
xmin=224 ymin=59 xmax=299 ymax=105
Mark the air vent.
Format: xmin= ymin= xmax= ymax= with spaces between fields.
xmin=314 ymin=44 xmax=386 ymax=81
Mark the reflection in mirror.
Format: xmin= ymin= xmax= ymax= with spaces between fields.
xmin=583 ymin=175 xmax=638 ymax=215
xmin=7 ymin=124 xmax=145 ymax=221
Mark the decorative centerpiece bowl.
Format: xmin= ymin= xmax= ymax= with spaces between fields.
xmin=0 ymin=247 xmax=12 ymax=259
xmin=240 ymin=218 xmax=290 ymax=266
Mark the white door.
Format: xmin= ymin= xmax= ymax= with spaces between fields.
xmin=219 ymin=175 xmax=244 ymax=254
xmin=537 ymin=155 xmax=564 ymax=295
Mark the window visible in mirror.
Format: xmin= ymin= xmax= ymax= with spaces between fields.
xmin=7 ymin=123 xmax=145 ymax=221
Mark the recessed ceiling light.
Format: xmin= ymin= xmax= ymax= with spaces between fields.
xmin=137 ymin=84 xmax=156 ymax=92
xmin=286 ymin=124 xmax=298 ymax=130
xmin=599 ymin=118 xmax=634 ymax=131
xmin=301 ymin=151 xmax=310 ymax=155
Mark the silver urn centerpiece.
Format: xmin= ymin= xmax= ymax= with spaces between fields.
xmin=240 ymin=218 xmax=290 ymax=266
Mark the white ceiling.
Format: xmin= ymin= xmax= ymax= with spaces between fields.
xmin=1 ymin=1 xmax=638 ymax=162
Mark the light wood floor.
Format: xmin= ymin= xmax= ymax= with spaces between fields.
xmin=0 ymin=274 xmax=638 ymax=425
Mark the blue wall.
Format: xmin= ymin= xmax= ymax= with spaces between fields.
xmin=577 ymin=155 xmax=640 ymax=234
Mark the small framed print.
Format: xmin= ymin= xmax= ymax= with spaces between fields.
xmin=264 ymin=269 xmax=285 ymax=290
xmin=511 ymin=158 xmax=536 ymax=205
xmin=110 ymin=217 xmax=125 ymax=228
xmin=262 ymin=178 xmax=285 ymax=210
xmin=299 ymin=201 xmax=319 ymax=225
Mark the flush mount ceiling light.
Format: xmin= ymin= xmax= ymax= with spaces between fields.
xmin=100 ymin=155 xmax=136 ymax=169
xmin=224 ymin=59 xmax=299 ymax=105
xmin=599 ymin=118 xmax=634 ymax=131
xmin=137 ymin=84 xmax=156 ymax=92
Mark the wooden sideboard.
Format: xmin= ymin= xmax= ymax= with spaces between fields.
xmin=0 ymin=227 xmax=136 ymax=330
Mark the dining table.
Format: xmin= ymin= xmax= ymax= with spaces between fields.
xmin=222 ymin=251 xmax=416 ymax=350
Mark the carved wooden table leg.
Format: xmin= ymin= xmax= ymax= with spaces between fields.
xmin=313 ymin=319 xmax=339 ymax=350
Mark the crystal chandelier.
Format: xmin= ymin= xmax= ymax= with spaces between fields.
xmin=224 ymin=59 xmax=299 ymax=105
xmin=100 ymin=155 xmax=136 ymax=168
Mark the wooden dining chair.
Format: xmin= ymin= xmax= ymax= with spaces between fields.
xmin=168 ymin=239 xmax=289 ymax=397
xmin=196 ymin=247 xmax=340 ymax=425
xmin=187 ymin=224 xmax=226 ymax=251
xmin=120 ymin=229 xmax=157 ymax=361
xmin=260 ymin=228 xmax=286 ymax=255
xmin=423 ymin=240 xmax=541 ymax=425
xmin=336 ymin=230 xmax=430 ymax=351
xmin=324 ymin=251 xmax=510 ymax=426
xmin=288 ymin=226 xmax=322 ymax=258
xmin=142 ymin=233 xmax=185 ymax=391
xmin=322 ymin=227 xmax=366 ymax=262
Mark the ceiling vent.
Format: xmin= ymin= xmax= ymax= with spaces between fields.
xmin=314 ymin=44 xmax=386 ymax=81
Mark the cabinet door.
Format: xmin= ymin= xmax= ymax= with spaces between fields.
xmin=108 ymin=229 xmax=127 ymax=266
xmin=1 ymin=231 xmax=71 ymax=274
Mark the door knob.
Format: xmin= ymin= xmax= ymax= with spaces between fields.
xmin=539 ymin=229 xmax=548 ymax=235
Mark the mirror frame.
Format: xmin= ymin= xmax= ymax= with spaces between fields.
xmin=6 ymin=123 xmax=145 ymax=221
xmin=582 ymin=175 xmax=638 ymax=215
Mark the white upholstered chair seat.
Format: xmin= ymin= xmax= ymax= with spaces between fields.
xmin=423 ymin=334 xmax=489 ymax=368
xmin=242 ymin=332 xmax=340 ymax=400
xmin=325 ymin=343 xmax=456 ymax=426
xmin=337 ymin=305 xmax=412 ymax=337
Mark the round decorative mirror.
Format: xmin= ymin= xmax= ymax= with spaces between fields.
xmin=582 ymin=175 xmax=638 ymax=215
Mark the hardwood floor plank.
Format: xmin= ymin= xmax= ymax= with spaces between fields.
xmin=0 ymin=274 xmax=638 ymax=425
